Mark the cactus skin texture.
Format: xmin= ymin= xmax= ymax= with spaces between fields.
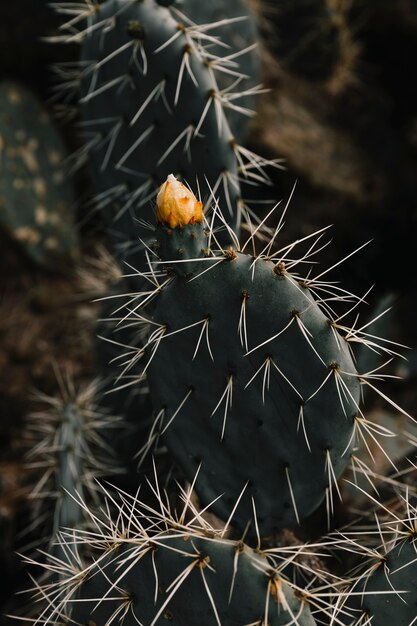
xmin=76 ymin=0 xmax=266 ymax=262
xmin=121 ymin=176 xmax=361 ymax=537
xmin=168 ymin=0 xmax=261 ymax=140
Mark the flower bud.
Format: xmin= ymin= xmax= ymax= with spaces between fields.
xmin=156 ymin=174 xmax=203 ymax=228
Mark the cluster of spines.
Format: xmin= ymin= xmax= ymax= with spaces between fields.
xmin=14 ymin=191 xmax=417 ymax=621
xmin=19 ymin=462 xmax=417 ymax=625
xmin=13 ymin=1 xmax=417 ymax=622
xmin=325 ymin=492 xmax=417 ymax=625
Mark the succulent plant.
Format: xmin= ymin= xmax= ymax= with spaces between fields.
xmin=24 ymin=475 xmax=325 ymax=626
xmin=7 ymin=2 xmax=417 ymax=625
xmin=24 ymin=374 xmax=123 ymax=550
xmin=53 ymin=0 xmax=276 ymax=267
xmin=0 ymin=81 xmax=78 ymax=270
xmin=109 ymin=174 xmax=411 ymax=539
xmin=330 ymin=495 xmax=417 ymax=626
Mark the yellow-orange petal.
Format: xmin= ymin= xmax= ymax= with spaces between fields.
xmin=156 ymin=174 xmax=203 ymax=228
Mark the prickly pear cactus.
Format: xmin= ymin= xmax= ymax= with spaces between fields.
xmin=27 ymin=481 xmax=318 ymax=626
xmin=66 ymin=0 xmax=271 ymax=262
xmin=346 ymin=539 xmax=417 ymax=625
xmin=25 ymin=376 xmax=122 ymax=548
xmin=118 ymin=175 xmax=362 ymax=536
xmin=74 ymin=536 xmax=317 ymax=625
xmin=0 ymin=81 xmax=78 ymax=269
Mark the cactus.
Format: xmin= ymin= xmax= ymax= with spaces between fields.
xmin=10 ymin=147 xmax=415 ymax=626
xmin=6 ymin=0 xmax=417 ymax=623
xmin=0 ymin=81 xmax=79 ymax=269
xmin=343 ymin=538 xmax=417 ymax=625
xmin=109 ymin=175 xmax=386 ymax=537
xmin=169 ymin=0 xmax=261 ymax=140
xmin=54 ymin=0 xmax=274 ymax=266
xmin=331 ymin=496 xmax=417 ymax=626
xmin=25 ymin=477 xmax=323 ymax=625
xmin=24 ymin=374 xmax=123 ymax=548
xmin=56 ymin=0 xmax=273 ymax=495
xmin=16 ymin=374 xmax=126 ymax=626
xmin=72 ymin=538 xmax=317 ymax=625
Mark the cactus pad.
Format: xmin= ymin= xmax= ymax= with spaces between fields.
xmin=119 ymin=177 xmax=362 ymax=536
xmin=0 ymin=81 xmax=78 ymax=269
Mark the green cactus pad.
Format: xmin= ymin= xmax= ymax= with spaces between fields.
xmin=75 ymin=0 xmax=268 ymax=262
xmin=119 ymin=196 xmax=362 ymax=536
xmin=149 ymin=254 xmax=359 ymax=533
xmin=0 ymin=82 xmax=78 ymax=269
xmin=72 ymin=534 xmax=317 ymax=626
xmin=169 ymin=0 xmax=261 ymax=140
xmin=29 ymin=481 xmax=318 ymax=626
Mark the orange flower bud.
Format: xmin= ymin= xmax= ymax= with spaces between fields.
xmin=156 ymin=174 xmax=203 ymax=228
